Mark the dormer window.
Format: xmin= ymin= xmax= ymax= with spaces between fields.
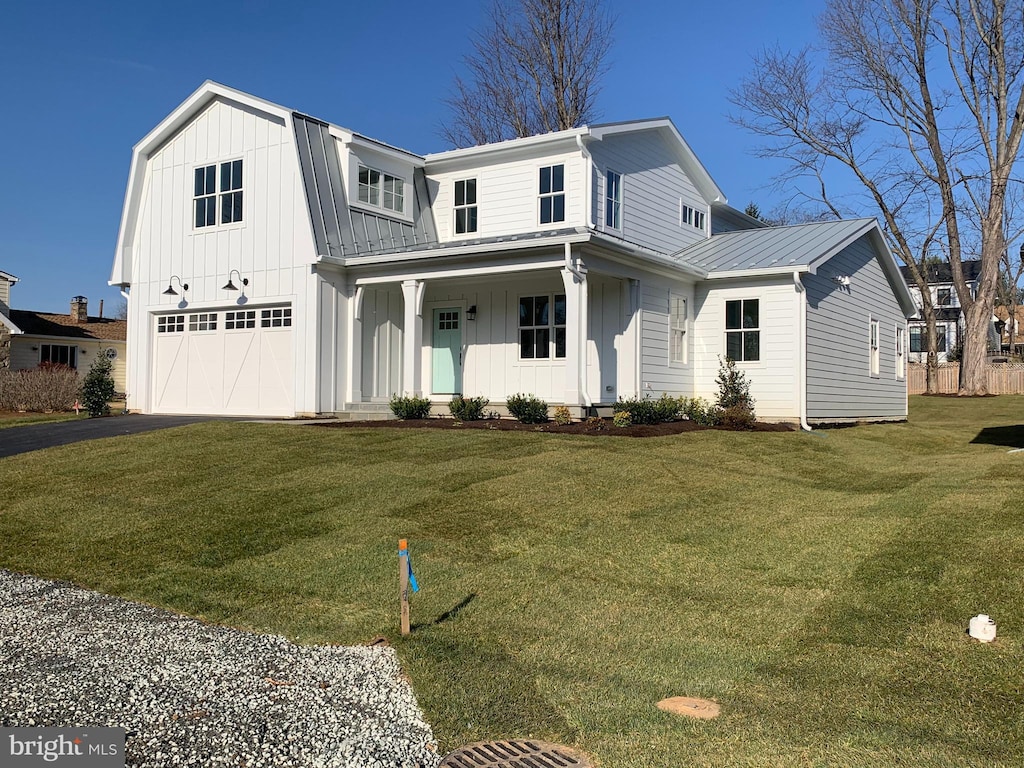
xmin=358 ymin=165 xmax=404 ymax=214
xmin=605 ymin=170 xmax=622 ymax=230
xmin=454 ymin=179 xmax=478 ymax=234
xmin=194 ymin=160 xmax=243 ymax=228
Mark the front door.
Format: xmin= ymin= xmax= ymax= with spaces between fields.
xmin=432 ymin=308 xmax=462 ymax=394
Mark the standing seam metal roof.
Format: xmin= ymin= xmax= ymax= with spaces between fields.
xmin=672 ymin=219 xmax=874 ymax=273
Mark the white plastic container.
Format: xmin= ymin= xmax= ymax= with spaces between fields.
xmin=969 ymin=614 xmax=997 ymax=643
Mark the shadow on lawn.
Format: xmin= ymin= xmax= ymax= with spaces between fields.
xmin=412 ymin=593 xmax=477 ymax=630
xmin=970 ymin=425 xmax=1024 ymax=449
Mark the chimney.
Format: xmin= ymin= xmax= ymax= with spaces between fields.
xmin=71 ymin=296 xmax=88 ymax=324
xmin=99 ymin=299 xmax=104 ymax=319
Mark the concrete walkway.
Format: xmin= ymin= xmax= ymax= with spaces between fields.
xmin=0 ymin=415 xmax=214 ymax=459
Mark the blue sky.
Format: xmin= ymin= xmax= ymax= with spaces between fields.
xmin=0 ymin=0 xmax=825 ymax=314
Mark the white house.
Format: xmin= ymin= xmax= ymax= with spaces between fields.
xmin=899 ymin=261 xmax=982 ymax=362
xmin=110 ymin=82 xmax=917 ymax=424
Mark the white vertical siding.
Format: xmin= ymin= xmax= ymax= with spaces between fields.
xmin=127 ymin=98 xmax=318 ymax=414
xmin=693 ymin=277 xmax=799 ymax=420
xmin=588 ymin=132 xmax=708 ymax=254
xmin=805 ymin=236 xmax=907 ymax=420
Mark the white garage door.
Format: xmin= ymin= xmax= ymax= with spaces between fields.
xmin=152 ymin=306 xmax=294 ymax=417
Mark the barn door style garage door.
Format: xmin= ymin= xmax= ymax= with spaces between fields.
xmin=152 ymin=306 xmax=294 ymax=417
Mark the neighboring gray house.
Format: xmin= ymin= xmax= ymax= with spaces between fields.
xmin=111 ymin=81 xmax=916 ymax=424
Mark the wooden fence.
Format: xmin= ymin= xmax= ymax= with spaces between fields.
xmin=908 ymin=363 xmax=1024 ymax=394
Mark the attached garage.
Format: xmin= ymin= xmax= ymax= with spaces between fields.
xmin=152 ymin=305 xmax=294 ymax=417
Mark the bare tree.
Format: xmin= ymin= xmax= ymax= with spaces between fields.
xmin=441 ymin=0 xmax=612 ymax=148
xmin=731 ymin=0 xmax=1024 ymax=395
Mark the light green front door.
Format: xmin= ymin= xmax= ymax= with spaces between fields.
xmin=432 ymin=308 xmax=462 ymax=394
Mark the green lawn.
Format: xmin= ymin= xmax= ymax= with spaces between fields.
xmin=0 ymin=411 xmax=84 ymax=429
xmin=1 ymin=397 xmax=1022 ymax=766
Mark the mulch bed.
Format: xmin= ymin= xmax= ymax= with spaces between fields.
xmin=317 ymin=417 xmax=793 ymax=438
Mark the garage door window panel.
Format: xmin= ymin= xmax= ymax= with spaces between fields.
xmin=225 ymin=310 xmax=256 ymax=330
xmin=261 ymin=308 xmax=292 ymax=328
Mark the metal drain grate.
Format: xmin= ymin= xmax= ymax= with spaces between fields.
xmin=440 ymin=740 xmax=591 ymax=767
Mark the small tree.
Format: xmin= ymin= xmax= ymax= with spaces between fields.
xmin=80 ymin=354 xmax=115 ymax=418
xmin=716 ymin=357 xmax=755 ymax=413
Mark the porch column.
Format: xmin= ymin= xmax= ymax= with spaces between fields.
xmin=345 ymin=283 xmax=364 ymax=405
xmin=560 ymin=250 xmax=588 ymax=407
xmin=401 ymin=279 xmax=425 ymax=396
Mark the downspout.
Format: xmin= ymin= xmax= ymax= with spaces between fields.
xmin=794 ymin=271 xmax=812 ymax=431
xmin=564 ymin=243 xmax=592 ymax=407
xmin=576 ymin=134 xmax=595 ymax=228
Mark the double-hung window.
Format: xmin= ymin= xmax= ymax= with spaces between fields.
xmin=870 ymin=318 xmax=880 ymax=376
xmin=358 ymin=166 xmax=404 ymax=214
xmin=896 ymin=325 xmax=906 ymax=379
xmin=605 ymin=171 xmax=622 ymax=229
xmin=725 ymin=299 xmax=760 ymax=362
xmin=194 ymin=160 xmax=243 ymax=228
xmin=539 ymin=165 xmax=565 ymax=224
xmin=519 ymin=294 xmax=566 ymax=359
xmin=454 ymin=179 xmax=478 ymax=234
xmin=670 ymin=294 xmax=687 ymax=364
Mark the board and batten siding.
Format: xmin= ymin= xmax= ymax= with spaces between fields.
xmin=427 ymin=151 xmax=585 ymax=241
xmin=804 ymin=236 xmax=907 ymax=420
xmin=638 ymin=277 xmax=695 ymax=397
xmin=693 ymin=277 xmax=800 ymax=420
xmin=127 ymin=97 xmax=318 ymax=414
xmin=357 ymin=272 xmax=628 ymax=404
xmin=588 ymin=132 xmax=708 ymax=254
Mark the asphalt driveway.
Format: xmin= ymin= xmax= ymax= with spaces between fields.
xmin=0 ymin=415 xmax=215 ymax=459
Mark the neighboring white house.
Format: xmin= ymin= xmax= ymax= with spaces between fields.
xmin=899 ymin=261 xmax=982 ymax=362
xmin=0 ymin=274 xmax=127 ymax=392
xmin=110 ymin=81 xmax=917 ymax=424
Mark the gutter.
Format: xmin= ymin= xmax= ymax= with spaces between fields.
xmin=794 ymin=271 xmax=812 ymax=432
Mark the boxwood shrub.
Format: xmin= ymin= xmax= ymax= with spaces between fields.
xmin=506 ymin=393 xmax=548 ymax=423
xmin=389 ymin=393 xmax=432 ymax=419
xmin=448 ymin=395 xmax=489 ymax=421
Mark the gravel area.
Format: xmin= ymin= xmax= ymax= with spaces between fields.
xmin=0 ymin=570 xmax=440 ymax=767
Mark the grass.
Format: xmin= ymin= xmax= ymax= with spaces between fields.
xmin=0 ymin=411 xmax=84 ymax=428
xmin=1 ymin=396 xmax=1022 ymax=766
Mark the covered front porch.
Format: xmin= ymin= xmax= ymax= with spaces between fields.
xmin=328 ymin=246 xmax=647 ymax=416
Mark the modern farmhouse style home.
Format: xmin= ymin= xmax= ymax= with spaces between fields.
xmin=111 ymin=82 xmax=916 ymax=424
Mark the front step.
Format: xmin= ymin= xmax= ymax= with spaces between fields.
xmin=331 ymin=403 xmax=396 ymax=421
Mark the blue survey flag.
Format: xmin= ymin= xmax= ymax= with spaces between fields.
xmin=399 ymin=544 xmax=420 ymax=593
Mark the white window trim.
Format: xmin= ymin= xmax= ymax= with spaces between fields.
xmin=869 ymin=317 xmax=880 ymax=377
xmin=517 ymin=292 xmax=567 ymax=361
xmin=39 ymin=343 xmax=79 ymax=369
xmin=453 ymin=178 xmax=478 ymax=236
xmin=895 ymin=324 xmax=906 ymax=380
xmin=724 ymin=297 xmax=763 ymax=365
xmin=669 ymin=292 xmax=687 ymax=366
xmin=355 ymin=164 xmax=407 ymax=216
xmin=605 ymin=170 xmax=622 ymax=231
xmin=538 ymin=164 xmax=566 ymax=226
xmin=191 ymin=158 xmax=245 ymax=233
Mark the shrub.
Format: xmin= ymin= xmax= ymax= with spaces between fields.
xmin=613 ymin=410 xmax=633 ymax=427
xmin=682 ymin=396 xmax=722 ymax=426
xmin=389 ymin=393 xmax=432 ymax=419
xmin=0 ymin=364 xmax=80 ymax=412
xmin=716 ymin=356 xmax=756 ymax=417
xmin=506 ymin=393 xmax=548 ymax=423
xmin=613 ymin=394 xmax=683 ymax=424
xmin=720 ymin=404 xmax=756 ymax=430
xmin=552 ymin=405 xmax=572 ymax=425
xmin=448 ymin=395 xmax=489 ymax=421
xmin=80 ymin=355 xmax=116 ymax=418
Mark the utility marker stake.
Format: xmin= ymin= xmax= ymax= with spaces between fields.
xmin=399 ymin=538 xmax=410 ymax=636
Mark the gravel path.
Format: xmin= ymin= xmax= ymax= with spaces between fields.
xmin=0 ymin=570 xmax=440 ymax=767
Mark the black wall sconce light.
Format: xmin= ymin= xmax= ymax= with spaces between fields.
xmin=466 ymin=305 xmax=477 ymax=321
xmin=223 ymin=269 xmax=249 ymax=291
xmin=162 ymin=276 xmax=189 ymax=296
